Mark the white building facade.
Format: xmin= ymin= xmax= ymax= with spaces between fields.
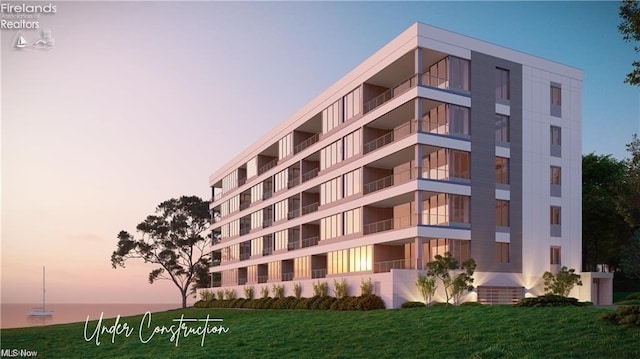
xmin=205 ymin=23 xmax=611 ymax=308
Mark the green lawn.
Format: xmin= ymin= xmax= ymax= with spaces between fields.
xmin=1 ymin=306 xmax=638 ymax=358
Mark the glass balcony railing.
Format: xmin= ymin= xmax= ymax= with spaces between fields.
xmin=311 ymin=268 xmax=327 ymax=279
xmin=363 ymin=120 xmax=417 ymax=154
xmin=363 ymin=214 xmax=415 ymax=235
xmin=363 ymin=167 xmax=417 ymax=195
xmin=373 ymin=258 xmax=417 ymax=273
xmin=364 ymin=74 xmax=419 ymax=114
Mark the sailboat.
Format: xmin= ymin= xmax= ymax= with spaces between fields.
xmin=27 ymin=266 xmax=53 ymax=316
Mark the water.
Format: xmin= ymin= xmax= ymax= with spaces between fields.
xmin=0 ymin=303 xmax=181 ymax=329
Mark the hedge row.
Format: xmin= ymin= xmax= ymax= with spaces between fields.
xmin=514 ymin=294 xmax=593 ymax=307
xmin=193 ymin=294 xmax=385 ymax=311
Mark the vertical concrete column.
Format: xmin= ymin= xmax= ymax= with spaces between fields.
xmin=414 ymin=189 xmax=423 ymax=226
xmin=414 ymin=144 xmax=423 ymax=183
xmin=414 ymin=47 xmax=423 ymax=86
xmin=414 ymin=97 xmax=423 ymax=134
xmin=414 ymin=237 xmax=423 ymax=270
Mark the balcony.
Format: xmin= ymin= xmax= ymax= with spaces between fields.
xmin=239 ymin=252 xmax=250 ymax=261
xmin=301 ymin=236 xmax=319 ymax=248
xmin=301 ymin=168 xmax=319 ymax=183
xmin=262 ymin=247 xmax=273 ymax=256
xmin=363 ymin=214 xmax=415 ymax=235
xmin=373 ymin=258 xmax=416 ymax=273
xmin=301 ymin=202 xmax=319 ymax=215
xmin=258 ymin=159 xmax=278 ymax=176
xmin=238 ymin=278 xmax=248 ymax=285
xmin=294 ymin=133 xmax=320 ymax=154
xmin=282 ymin=272 xmax=294 ymax=282
xmin=287 ymin=208 xmax=300 ymax=220
xmin=363 ymin=120 xmax=417 ymax=154
xmin=363 ymin=168 xmax=417 ymax=195
xmin=263 ymin=218 xmax=273 ymax=228
xmin=311 ymin=268 xmax=327 ymax=279
xmin=364 ymin=73 xmax=419 ymax=114
xmin=258 ymin=275 xmax=268 ymax=284
xmin=288 ymin=176 xmax=300 ymax=189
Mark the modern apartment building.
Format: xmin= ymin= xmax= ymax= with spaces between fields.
xmin=205 ymin=23 xmax=612 ymax=307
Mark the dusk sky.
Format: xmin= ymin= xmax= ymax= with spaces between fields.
xmin=1 ymin=1 xmax=638 ymax=305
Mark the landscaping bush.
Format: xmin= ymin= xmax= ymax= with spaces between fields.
xmin=313 ymin=281 xmax=328 ymax=297
xmin=216 ymin=290 xmax=225 ymax=301
xmin=224 ymin=289 xmax=236 ymax=300
xmin=432 ymin=302 xmax=454 ymax=307
xmin=514 ymin=295 xmax=585 ymax=307
xmin=361 ymin=278 xmax=374 ymax=296
xmin=244 ymin=285 xmax=255 ymax=300
xmin=333 ymin=278 xmax=348 ymax=299
xmin=357 ymin=294 xmax=386 ymax=310
xmin=401 ymin=301 xmax=426 ymax=309
xmin=460 ymin=301 xmax=483 ymax=306
xmin=294 ymin=282 xmax=302 ymax=299
xmin=260 ymin=286 xmax=270 ymax=299
xmin=318 ymin=296 xmax=337 ymax=310
xmin=330 ymin=296 xmax=358 ymax=311
xmin=603 ymin=305 xmax=640 ymax=327
xmin=626 ymin=292 xmax=640 ymax=301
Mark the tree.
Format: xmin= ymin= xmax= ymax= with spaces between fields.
xmin=426 ymin=252 xmax=476 ymax=304
xmin=582 ymin=153 xmax=632 ymax=271
xmin=621 ymin=229 xmax=640 ymax=278
xmin=416 ymin=273 xmax=437 ymax=305
xmin=451 ymin=259 xmax=477 ymax=305
xmin=543 ymin=267 xmax=583 ymax=297
xmin=618 ymin=134 xmax=640 ymax=229
xmin=619 ymin=0 xmax=640 ymax=85
xmin=111 ymin=196 xmax=211 ymax=308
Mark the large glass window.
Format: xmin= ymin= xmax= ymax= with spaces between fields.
xmin=343 ymin=168 xmax=361 ymax=198
xmin=451 ymin=150 xmax=470 ymax=180
xmin=451 ymin=195 xmax=470 ymax=224
xmin=495 ymin=157 xmax=509 ymax=184
xmin=344 ymin=208 xmax=361 ymax=235
xmin=294 ymin=256 xmax=310 ymax=278
xmin=279 ymin=133 xmax=293 ymax=160
xmin=250 ymin=183 xmax=263 ymax=203
xmin=251 ymin=237 xmax=263 ymax=256
xmin=422 ymin=194 xmax=470 ymax=226
xmin=344 ymin=87 xmax=361 ymax=121
xmin=349 ymin=245 xmax=372 ymax=272
xmin=320 ymin=213 xmax=342 ymax=240
xmin=550 ymin=247 xmax=561 ymax=265
xmin=322 ymin=100 xmax=343 ymax=133
xmin=320 ymin=177 xmax=342 ymax=205
xmin=496 ymin=115 xmax=510 ymax=143
xmin=427 ymin=238 xmax=448 ymax=262
xmin=268 ymin=261 xmax=281 ymax=281
xmin=328 ymin=249 xmax=348 ymax=274
xmin=275 ymin=169 xmax=288 ymax=192
xmin=449 ymin=57 xmax=470 ymax=92
xmin=343 ymin=129 xmax=361 ymax=160
xmin=496 ymin=200 xmax=510 ymax=227
xmin=251 ymin=210 xmax=263 ymax=230
xmin=495 ymin=68 xmax=510 ymax=101
xmin=550 ymin=84 xmax=561 ymax=117
xmin=424 ymin=104 xmax=470 ymax=137
xmin=320 ymin=140 xmax=342 ymax=170
xmin=274 ymin=199 xmax=288 ymax=221
xmin=550 ymin=126 xmax=561 ymax=145
xmin=274 ymin=230 xmax=288 ymax=251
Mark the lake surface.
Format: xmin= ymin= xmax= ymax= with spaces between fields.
xmin=0 ymin=303 xmax=181 ymax=329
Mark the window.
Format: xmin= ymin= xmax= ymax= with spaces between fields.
xmin=320 ymin=140 xmax=342 ymax=170
xmin=278 ymin=133 xmax=293 ymax=160
xmin=250 ymin=183 xmax=263 ymax=203
xmin=275 ymin=169 xmax=288 ymax=192
xmin=343 ymin=169 xmax=361 ymax=198
xmin=550 ymin=84 xmax=561 ymax=117
xmin=451 ymin=195 xmax=470 ymax=224
xmin=344 ymin=208 xmax=361 ymax=236
xmin=495 ymin=68 xmax=510 ymax=101
xmin=328 ymin=249 xmax=349 ymax=274
xmin=274 ymin=199 xmax=288 ymax=221
xmin=427 ymin=238 xmax=448 ymax=262
xmin=449 ymin=57 xmax=470 ymax=92
xmin=550 ymin=126 xmax=561 ymax=145
xmin=320 ymin=213 xmax=342 ymax=240
xmin=550 ymin=206 xmax=561 ymax=225
xmin=274 ymin=230 xmax=288 ymax=251
xmin=322 ymin=100 xmax=343 ymax=133
xmin=268 ymin=261 xmax=281 ymax=281
xmin=349 ymin=245 xmax=372 ymax=272
xmin=496 ymin=242 xmax=510 ymax=263
xmin=496 ymin=115 xmax=510 ymax=143
xmin=320 ymin=177 xmax=342 ymax=205
xmin=344 ymin=87 xmax=361 ymax=121
xmin=251 ymin=237 xmax=263 ymax=256
xmin=343 ymin=129 xmax=361 ymax=160
xmin=550 ymin=166 xmax=561 ymax=184
xmin=550 ymin=247 xmax=561 ymax=265
xmin=251 ymin=210 xmax=263 ymax=230
xmin=294 ymin=256 xmax=310 ymax=278
xmin=496 ymin=200 xmax=509 ymax=227
xmin=451 ymin=150 xmax=471 ymax=180
xmin=550 ymin=126 xmax=561 ymax=157
xmin=495 ymin=157 xmax=509 ymax=184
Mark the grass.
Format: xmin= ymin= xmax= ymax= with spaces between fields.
xmin=1 ymin=306 xmax=639 ymax=358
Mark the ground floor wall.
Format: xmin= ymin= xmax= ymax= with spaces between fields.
xmin=198 ymin=269 xmax=611 ymax=308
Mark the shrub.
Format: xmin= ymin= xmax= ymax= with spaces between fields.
xmin=294 ymin=282 xmax=303 ymax=299
xmin=313 ymin=281 xmax=328 ymax=297
xmin=432 ymin=302 xmax=454 ymax=307
xmin=543 ymin=267 xmax=583 ymax=297
xmin=357 ymin=294 xmax=386 ymax=310
xmin=331 ymin=296 xmax=359 ymax=311
xmin=224 ymin=289 xmax=236 ymax=300
xmin=215 ymin=290 xmax=224 ymax=301
xmin=296 ymin=297 xmax=313 ymax=310
xmin=603 ymin=305 xmax=640 ymax=327
xmin=244 ymin=286 xmax=255 ymax=300
xmin=360 ymin=278 xmax=374 ymax=296
xmin=626 ymin=292 xmax=640 ymax=300
xmin=401 ymin=301 xmax=426 ymax=309
xmin=514 ymin=294 xmax=583 ymax=307
xmin=318 ymin=296 xmax=337 ymax=310
xmin=334 ymin=278 xmax=348 ymax=299
xmin=272 ymin=284 xmax=285 ymax=299
xmin=459 ymin=301 xmax=483 ymax=306
xmin=416 ymin=273 xmax=437 ymax=305
xmin=199 ymin=290 xmax=214 ymax=302
xmin=260 ymin=286 xmax=270 ymax=299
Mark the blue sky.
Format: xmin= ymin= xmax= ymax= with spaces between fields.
xmin=1 ymin=1 xmax=638 ymax=304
